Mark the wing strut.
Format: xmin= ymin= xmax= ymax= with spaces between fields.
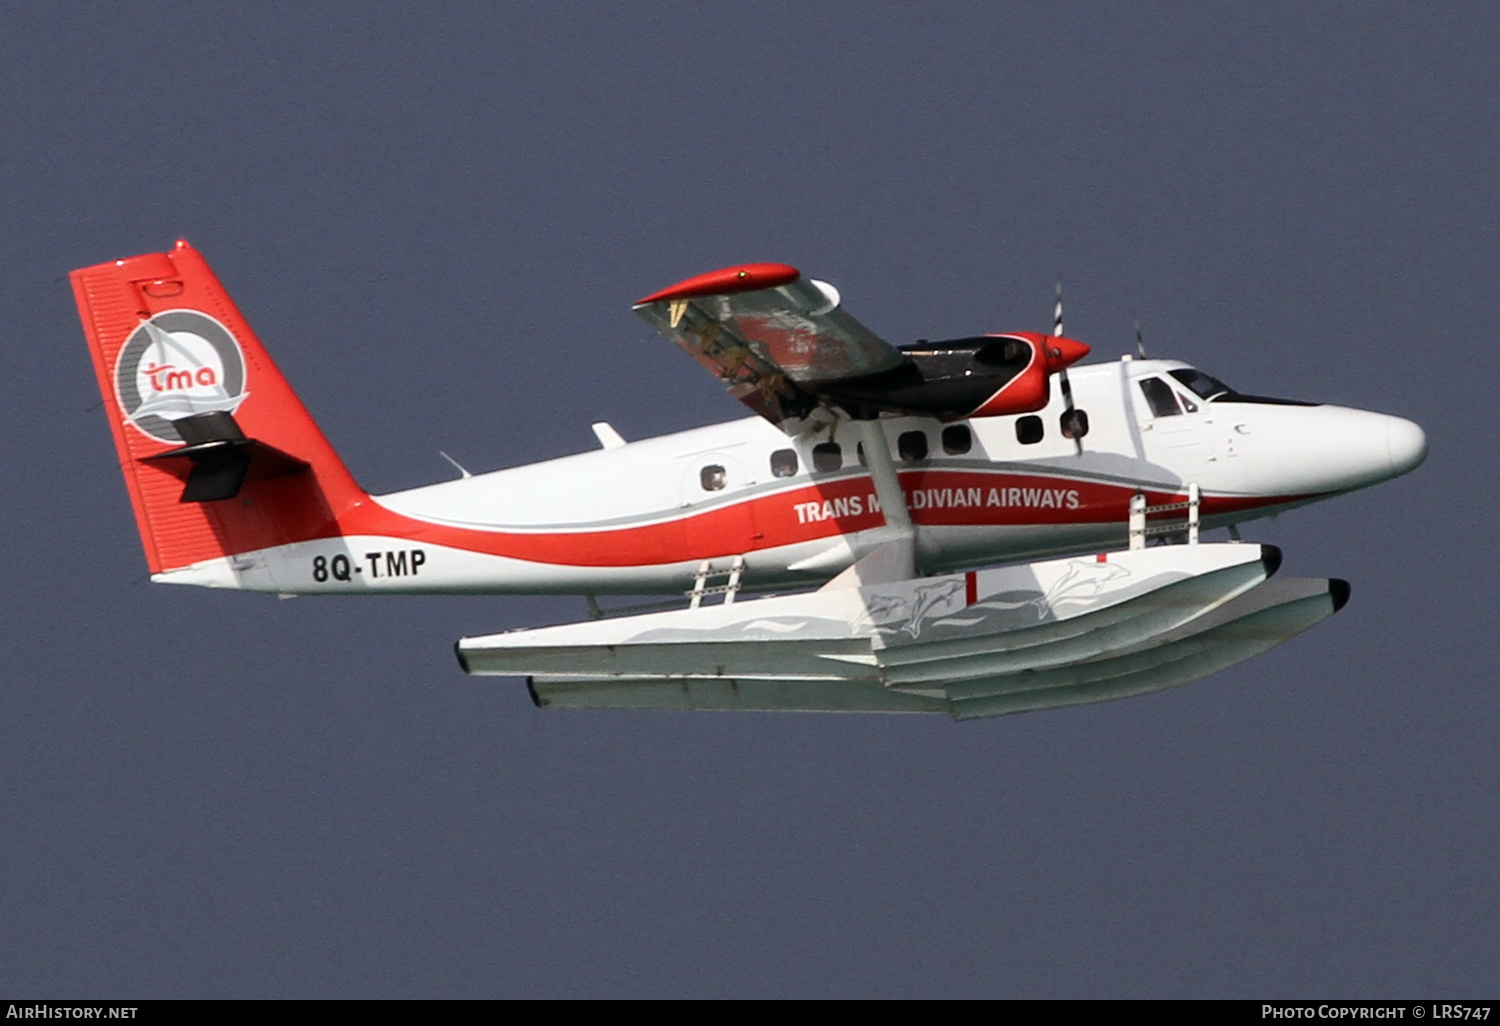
xmin=851 ymin=417 xmax=917 ymax=579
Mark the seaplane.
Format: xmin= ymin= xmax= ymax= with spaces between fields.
xmin=71 ymin=242 xmax=1426 ymax=719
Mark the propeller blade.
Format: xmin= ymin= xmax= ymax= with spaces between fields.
xmin=1052 ymin=283 xmax=1086 ymax=452
xmin=1058 ymin=373 xmax=1088 ymax=449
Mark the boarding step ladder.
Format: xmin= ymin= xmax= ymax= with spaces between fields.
xmin=687 ymin=555 xmax=747 ymax=608
xmin=582 ymin=555 xmax=749 ymax=621
xmin=1128 ymin=483 xmax=1201 ymax=550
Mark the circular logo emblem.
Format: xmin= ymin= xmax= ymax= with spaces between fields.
xmin=114 ymin=310 xmax=248 ymax=443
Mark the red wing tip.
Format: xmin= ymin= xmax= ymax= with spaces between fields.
xmin=636 ymin=263 xmax=800 ymax=306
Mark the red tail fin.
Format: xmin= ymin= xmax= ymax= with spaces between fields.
xmin=71 ymin=240 xmax=368 ymax=576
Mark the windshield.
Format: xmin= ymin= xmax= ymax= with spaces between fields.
xmin=1168 ymin=367 xmax=1320 ymax=407
xmin=1169 ymin=368 xmax=1233 ymax=401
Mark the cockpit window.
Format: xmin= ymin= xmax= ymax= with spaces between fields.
xmin=1168 ymin=367 xmax=1320 ymax=406
xmin=1170 ymin=368 xmax=1233 ymax=401
xmin=1139 ymin=378 xmax=1182 ymax=417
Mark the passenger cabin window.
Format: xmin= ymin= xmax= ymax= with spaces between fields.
xmin=811 ymin=442 xmax=842 ymax=473
xmin=1016 ymin=415 xmax=1044 ymax=445
xmin=1139 ymin=378 xmax=1183 ymax=417
xmin=942 ymin=424 xmax=972 ymax=455
xmin=898 ymin=430 xmax=928 ymax=461
xmin=770 ymin=448 xmax=798 ymax=478
xmin=700 ymin=464 xmax=726 ymax=491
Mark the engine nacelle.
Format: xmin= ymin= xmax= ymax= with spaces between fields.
xmin=815 ymin=331 xmax=1089 ymax=420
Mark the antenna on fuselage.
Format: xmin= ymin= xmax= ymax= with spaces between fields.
xmin=1053 ymin=282 xmax=1087 ymax=454
xmin=439 ymin=451 xmax=473 ymax=479
xmin=1134 ymin=317 xmax=1148 ymax=359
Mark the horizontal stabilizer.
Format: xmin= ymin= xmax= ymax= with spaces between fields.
xmin=141 ymin=411 xmax=309 ymax=503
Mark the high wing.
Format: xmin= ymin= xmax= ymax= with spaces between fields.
xmin=633 ymin=263 xmax=907 ymax=427
xmin=633 ymin=263 xmax=1093 ymax=430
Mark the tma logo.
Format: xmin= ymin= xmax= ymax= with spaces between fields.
xmin=115 ymin=310 xmax=248 ymax=442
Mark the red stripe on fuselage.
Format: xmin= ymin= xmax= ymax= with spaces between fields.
xmin=338 ymin=470 xmax=1310 ymax=567
xmin=162 ymin=463 xmax=1317 ymax=570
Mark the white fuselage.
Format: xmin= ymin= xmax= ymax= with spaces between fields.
xmin=156 ymin=358 xmax=1426 ymax=595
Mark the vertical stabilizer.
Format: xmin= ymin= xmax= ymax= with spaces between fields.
xmin=71 ymin=240 xmax=367 ymax=577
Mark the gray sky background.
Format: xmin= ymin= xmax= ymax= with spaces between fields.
xmin=2 ymin=3 xmax=1496 ymax=998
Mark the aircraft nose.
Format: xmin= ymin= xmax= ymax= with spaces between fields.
xmin=1237 ymin=405 xmax=1426 ymax=496
xmin=1386 ymin=416 xmax=1427 ymax=477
